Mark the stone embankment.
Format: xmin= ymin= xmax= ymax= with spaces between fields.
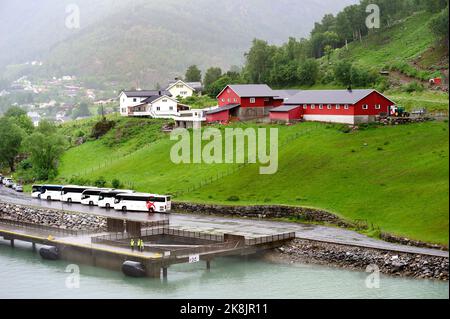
xmin=173 ymin=202 xmax=352 ymax=227
xmin=0 ymin=201 xmax=106 ymax=231
xmin=266 ymin=239 xmax=449 ymax=281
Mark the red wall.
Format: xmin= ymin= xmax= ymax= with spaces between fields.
xmin=217 ymin=87 xmax=241 ymax=107
xmin=302 ymin=103 xmax=355 ymax=115
xmin=353 ymin=91 xmax=392 ymax=115
xmin=269 ymin=106 xmax=303 ymax=121
xmin=206 ymin=110 xmax=230 ymax=122
xmin=217 ymin=86 xmax=284 ymax=108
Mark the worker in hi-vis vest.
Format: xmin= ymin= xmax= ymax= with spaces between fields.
xmin=130 ymin=238 xmax=135 ymax=251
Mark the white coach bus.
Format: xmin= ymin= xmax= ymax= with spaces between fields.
xmin=40 ymin=185 xmax=63 ymax=201
xmin=113 ymin=193 xmax=171 ymax=213
xmin=31 ymin=185 xmax=43 ymax=198
xmin=61 ymin=186 xmax=97 ymax=203
xmin=97 ymin=190 xmax=134 ymax=209
xmin=80 ymin=188 xmax=112 ymax=206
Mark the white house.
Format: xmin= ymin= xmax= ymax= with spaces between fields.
xmin=128 ymin=95 xmax=180 ymax=118
xmin=166 ymin=79 xmax=203 ymax=98
xmin=119 ymin=90 xmax=171 ymax=116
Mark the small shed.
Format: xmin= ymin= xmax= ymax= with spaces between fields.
xmin=269 ymin=104 xmax=303 ymax=122
xmin=206 ymin=104 xmax=240 ymax=123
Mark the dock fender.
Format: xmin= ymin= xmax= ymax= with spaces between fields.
xmin=122 ymin=261 xmax=146 ymax=277
xmin=39 ymin=245 xmax=60 ymax=260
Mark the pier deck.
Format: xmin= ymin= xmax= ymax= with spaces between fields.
xmin=0 ymin=218 xmax=295 ymax=278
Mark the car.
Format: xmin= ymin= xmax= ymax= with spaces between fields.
xmin=4 ymin=178 xmax=14 ymax=188
xmin=12 ymin=183 xmax=17 ymax=190
xmin=15 ymin=185 xmax=23 ymax=192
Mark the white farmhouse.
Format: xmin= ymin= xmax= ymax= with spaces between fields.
xmin=166 ymin=79 xmax=203 ymax=98
xmin=130 ymin=95 xmax=180 ymax=118
xmin=119 ymin=90 xmax=171 ymax=116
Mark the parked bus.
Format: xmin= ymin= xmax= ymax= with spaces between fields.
xmin=113 ymin=193 xmax=171 ymax=213
xmin=61 ymin=185 xmax=97 ymax=203
xmin=97 ymin=190 xmax=134 ymax=209
xmin=40 ymin=185 xmax=63 ymax=201
xmin=80 ymin=188 xmax=112 ymax=206
xmin=31 ymin=185 xmax=43 ymax=198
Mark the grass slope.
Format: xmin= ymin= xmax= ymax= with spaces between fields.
xmin=55 ymin=118 xmax=449 ymax=244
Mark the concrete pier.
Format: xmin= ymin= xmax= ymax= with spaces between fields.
xmin=0 ymin=218 xmax=295 ymax=279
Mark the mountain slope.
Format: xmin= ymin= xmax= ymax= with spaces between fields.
xmin=0 ymin=0 xmax=356 ymax=87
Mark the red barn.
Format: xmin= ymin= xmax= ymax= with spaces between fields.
xmin=207 ymin=84 xmax=284 ymax=122
xmin=270 ymin=89 xmax=395 ymax=124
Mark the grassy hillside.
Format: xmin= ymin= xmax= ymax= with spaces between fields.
xmin=331 ymin=11 xmax=446 ymax=78
xmin=53 ymin=117 xmax=449 ymax=245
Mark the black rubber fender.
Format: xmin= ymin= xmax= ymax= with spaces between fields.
xmin=122 ymin=261 xmax=146 ymax=277
xmin=39 ymin=245 xmax=60 ymax=260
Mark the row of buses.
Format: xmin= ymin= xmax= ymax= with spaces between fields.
xmin=31 ymin=185 xmax=171 ymax=214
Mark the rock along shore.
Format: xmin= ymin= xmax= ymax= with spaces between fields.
xmin=173 ymin=202 xmax=448 ymax=251
xmin=265 ymin=238 xmax=449 ymax=281
xmin=0 ymin=201 xmax=106 ymax=231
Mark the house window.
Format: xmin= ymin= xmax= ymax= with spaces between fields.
xmin=311 ymin=104 xmax=315 ymax=109
xmin=227 ymin=98 xmax=231 ymax=102
xmin=264 ymin=98 xmax=270 ymax=102
xmin=319 ymin=104 xmax=323 ymax=109
xmin=336 ymin=104 xmax=340 ymax=110
xmin=133 ymin=98 xmax=137 ymax=102
xmin=222 ymin=98 xmax=225 ymax=102
xmin=177 ymin=84 xmax=183 ymax=88
xmin=156 ymin=107 xmax=161 ymax=111
xmin=233 ymin=98 xmax=237 ymax=102
xmin=169 ymin=106 xmax=173 ymax=111
xmin=327 ymin=104 xmax=332 ymax=110
xmin=362 ymin=104 xmax=369 ymax=110
xmin=303 ymin=104 xmax=307 ymax=109
xmin=250 ymin=98 xmax=256 ymax=103
xmin=375 ymin=104 xmax=381 ymax=110
xmin=162 ymin=99 xmax=167 ymax=102
xmin=344 ymin=104 xmax=349 ymax=110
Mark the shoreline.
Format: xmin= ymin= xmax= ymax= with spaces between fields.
xmin=172 ymin=202 xmax=448 ymax=251
xmin=1 ymin=200 xmax=448 ymax=281
xmin=263 ymin=238 xmax=449 ymax=281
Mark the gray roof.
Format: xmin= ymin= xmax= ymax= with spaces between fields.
xmin=168 ymin=80 xmax=203 ymax=91
xmin=225 ymin=84 xmax=278 ymax=98
xmin=206 ymin=104 xmax=240 ymax=115
xmin=272 ymin=90 xmax=302 ymax=99
xmin=122 ymin=90 xmax=171 ymax=98
xmin=283 ymin=89 xmax=384 ymax=105
xmin=269 ymin=104 xmax=302 ymax=112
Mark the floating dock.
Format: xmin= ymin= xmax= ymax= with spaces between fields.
xmin=0 ymin=216 xmax=295 ymax=279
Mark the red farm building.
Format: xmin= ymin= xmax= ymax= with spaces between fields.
xmin=269 ymin=89 xmax=395 ymax=124
xmin=206 ymin=84 xmax=284 ymax=123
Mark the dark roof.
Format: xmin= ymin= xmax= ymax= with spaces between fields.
xmin=283 ymin=89 xmax=389 ymax=105
xmin=269 ymin=104 xmax=302 ymax=112
xmin=206 ymin=104 xmax=240 ymax=115
xmin=222 ymin=84 xmax=277 ymax=98
xmin=122 ymin=90 xmax=171 ymax=98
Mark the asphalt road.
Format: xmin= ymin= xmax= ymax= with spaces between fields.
xmin=0 ymin=185 xmax=448 ymax=257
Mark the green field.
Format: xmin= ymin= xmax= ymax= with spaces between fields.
xmin=54 ymin=117 xmax=449 ymax=245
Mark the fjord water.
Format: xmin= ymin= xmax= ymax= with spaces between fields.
xmin=0 ymin=242 xmax=447 ymax=299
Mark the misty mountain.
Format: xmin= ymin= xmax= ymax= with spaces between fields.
xmin=0 ymin=0 xmax=357 ymax=87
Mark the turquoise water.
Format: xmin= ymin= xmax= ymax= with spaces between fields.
xmin=0 ymin=241 xmax=448 ymax=299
